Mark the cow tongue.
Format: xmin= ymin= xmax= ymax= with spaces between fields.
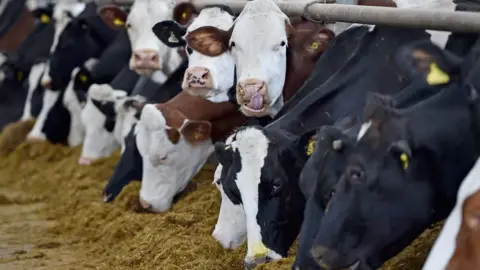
xmin=247 ymin=93 xmax=264 ymax=110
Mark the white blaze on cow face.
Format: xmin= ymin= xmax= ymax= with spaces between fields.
xmin=41 ymin=2 xmax=86 ymax=87
xmin=79 ymin=85 xmax=127 ymax=165
xmin=230 ymin=0 xmax=289 ymax=117
xmin=135 ymin=104 xmax=214 ymax=212
xmin=21 ymin=62 xmax=46 ymax=120
xmin=182 ymin=7 xmax=235 ymax=102
xmin=126 ymin=0 xmax=182 ymax=78
xmin=212 ymin=134 xmax=247 ymax=250
xmin=229 ymin=127 xmax=282 ymax=263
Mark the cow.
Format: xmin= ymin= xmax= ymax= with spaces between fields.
xmin=151 ymin=3 xmax=237 ymax=103
xmin=134 ymin=91 xmax=247 ymax=213
xmin=26 ymin=2 xmax=129 ymax=144
xmin=445 ymin=188 xmax=480 ymax=270
xmin=0 ymin=4 xmax=54 ymax=130
xmin=98 ymin=0 xmax=189 ymax=83
xmin=302 ymin=40 xmax=480 ymax=270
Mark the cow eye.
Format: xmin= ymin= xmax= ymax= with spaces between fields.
xmin=280 ymin=41 xmax=286 ymax=46
xmin=126 ymin=23 xmax=131 ymax=29
xmin=271 ymin=182 xmax=283 ymax=196
xmin=348 ymin=166 xmax=364 ymax=182
xmin=186 ymin=46 xmax=193 ymax=54
xmin=230 ymin=41 xmax=235 ymax=48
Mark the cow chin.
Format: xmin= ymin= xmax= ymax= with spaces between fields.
xmin=240 ymin=104 xmax=269 ymax=117
xmin=133 ymin=67 xmax=156 ymax=76
xmin=183 ymin=87 xmax=216 ymax=99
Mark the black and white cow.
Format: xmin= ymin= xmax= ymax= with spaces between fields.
xmin=0 ymin=4 xmax=54 ymax=130
xmin=26 ymin=2 xmax=126 ymax=144
xmin=302 ymin=40 xmax=480 ymax=270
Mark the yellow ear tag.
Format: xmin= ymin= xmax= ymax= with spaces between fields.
xmin=40 ymin=14 xmax=50 ymax=24
xmin=400 ymin=153 xmax=409 ymax=170
xmin=182 ymin=12 xmax=187 ymax=20
xmin=426 ymin=62 xmax=450 ymax=86
xmin=17 ymin=71 xmax=23 ymax=81
xmin=306 ymin=138 xmax=316 ymax=156
xmin=79 ymin=74 xmax=88 ymax=83
xmin=194 ymin=131 xmax=200 ymax=140
xmin=311 ymin=41 xmax=319 ymax=50
xmin=113 ymin=18 xmax=125 ymax=26
xmin=252 ymin=241 xmax=269 ymax=259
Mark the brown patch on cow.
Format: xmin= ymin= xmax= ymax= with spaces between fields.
xmin=98 ymin=5 xmax=128 ymax=30
xmin=186 ymin=26 xmax=232 ymax=57
xmin=283 ymin=19 xmax=334 ymax=101
xmin=181 ymin=120 xmax=212 ymax=145
xmin=446 ymin=190 xmax=480 ymax=270
xmin=173 ymin=2 xmax=197 ymax=26
xmin=150 ymin=91 xmax=247 ymax=145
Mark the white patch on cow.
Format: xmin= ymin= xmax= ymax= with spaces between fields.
xmin=63 ymin=67 xmax=85 ymax=146
xmin=230 ymin=0 xmax=289 ymax=117
xmin=230 ymin=127 xmax=282 ymax=262
xmin=422 ymin=158 xmax=480 ymax=270
xmin=136 ymin=104 xmax=214 ymax=212
xmin=80 ymin=85 xmax=127 ymax=162
xmin=184 ymin=7 xmax=235 ymax=103
xmin=21 ymin=62 xmax=46 ymax=120
xmin=356 ymin=120 xmax=372 ymax=142
xmin=41 ymin=2 xmax=86 ymax=86
xmin=393 ymin=0 xmax=456 ymax=49
xmin=150 ymin=70 xmax=168 ymax=84
xmin=0 ymin=53 xmax=6 ymax=67
xmin=126 ymin=0 xmax=182 ymax=76
xmin=114 ymin=95 xmax=147 ymax=153
xmin=212 ymin=134 xmax=247 ymax=250
xmin=26 ymin=89 xmax=59 ymax=140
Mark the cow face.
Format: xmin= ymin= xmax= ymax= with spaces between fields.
xmin=79 ymin=85 xmax=127 ymax=165
xmin=211 ymin=134 xmax=247 ymax=250
xmin=215 ymin=126 xmax=309 ymax=268
xmin=99 ymin=1 xmax=184 ymax=77
xmin=180 ymin=0 xmax=333 ymax=117
xmin=135 ymin=104 xmax=213 ymax=213
xmin=446 ymin=189 xmax=480 ymax=270
xmin=153 ymin=6 xmax=235 ymax=102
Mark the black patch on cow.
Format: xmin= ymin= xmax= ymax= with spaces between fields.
xmin=0 ymin=0 xmax=26 ymax=38
xmin=42 ymin=90 xmax=71 ymax=144
xmin=103 ymin=125 xmax=142 ymax=202
xmin=109 ymin=65 xmax=140 ymax=95
xmin=214 ymin=140 xmax=243 ymax=205
xmin=152 ymin=20 xmax=187 ymax=48
xmin=90 ymin=98 xmax=116 ymax=133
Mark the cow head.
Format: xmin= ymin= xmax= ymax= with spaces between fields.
xmin=211 ymin=133 xmax=247 ymax=250
xmin=180 ymin=0 xmax=333 ymax=117
xmin=153 ymin=5 xmax=236 ymax=103
xmin=446 ymin=189 xmax=480 ymax=270
xmin=214 ymin=125 xmax=313 ymax=268
xmin=99 ymin=0 xmax=190 ymax=78
xmin=79 ymin=84 xmax=144 ymax=165
xmin=135 ymin=104 xmax=213 ymax=213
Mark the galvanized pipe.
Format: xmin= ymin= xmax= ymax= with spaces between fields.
xmin=191 ymin=0 xmax=480 ymax=33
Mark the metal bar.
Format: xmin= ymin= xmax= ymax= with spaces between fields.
xmin=191 ymin=0 xmax=480 ymax=33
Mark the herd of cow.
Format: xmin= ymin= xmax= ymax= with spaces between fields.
xmin=1 ymin=0 xmax=480 ymax=269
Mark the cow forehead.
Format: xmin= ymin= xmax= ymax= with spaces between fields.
xmin=188 ymin=8 xmax=234 ymax=32
xmin=128 ymin=0 xmax=174 ymax=25
xmin=232 ymin=127 xmax=269 ymax=160
xmin=232 ymin=13 xmax=287 ymax=48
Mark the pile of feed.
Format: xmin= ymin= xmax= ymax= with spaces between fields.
xmin=0 ymin=131 xmax=443 ymax=270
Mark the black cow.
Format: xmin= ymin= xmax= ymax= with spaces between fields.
xmin=303 ymin=40 xmax=480 ymax=270
xmin=213 ymin=25 xmax=436 ymax=269
xmin=0 ymin=5 xmax=54 ymax=131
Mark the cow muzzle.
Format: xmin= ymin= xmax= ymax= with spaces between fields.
xmin=131 ymin=49 xmax=160 ymax=75
xmin=237 ymin=79 xmax=269 ymax=116
xmin=78 ymin=156 xmax=93 ymax=165
xmin=311 ymin=245 xmax=361 ymax=270
xmin=41 ymin=80 xmax=52 ymax=89
xmin=182 ymin=67 xmax=215 ymax=97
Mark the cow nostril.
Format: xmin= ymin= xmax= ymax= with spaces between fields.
xmin=134 ymin=53 xmax=142 ymax=61
xmin=151 ymin=54 xmax=159 ymax=62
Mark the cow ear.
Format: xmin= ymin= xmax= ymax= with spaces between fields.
xmin=98 ymin=5 xmax=128 ymax=30
xmin=173 ymin=2 xmax=197 ymax=26
xmin=181 ymin=120 xmax=212 ymax=145
xmin=214 ymin=142 xmax=234 ymax=166
xmin=186 ymin=26 xmax=231 ymax=57
xmin=295 ymin=129 xmax=319 ymax=159
xmin=299 ymin=28 xmax=334 ymax=57
xmin=152 ymin=20 xmax=187 ymax=48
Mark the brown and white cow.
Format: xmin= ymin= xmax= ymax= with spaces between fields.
xmin=135 ymin=91 xmax=247 ymax=212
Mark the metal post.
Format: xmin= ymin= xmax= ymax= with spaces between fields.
xmin=191 ymin=0 xmax=480 ymax=33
